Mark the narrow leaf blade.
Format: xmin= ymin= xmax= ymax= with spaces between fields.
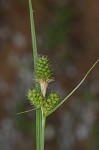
xmin=49 ymin=59 xmax=99 ymax=116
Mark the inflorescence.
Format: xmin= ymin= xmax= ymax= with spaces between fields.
xmin=27 ymin=55 xmax=60 ymax=117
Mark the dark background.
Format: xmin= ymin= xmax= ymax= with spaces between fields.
xmin=0 ymin=0 xmax=99 ymax=150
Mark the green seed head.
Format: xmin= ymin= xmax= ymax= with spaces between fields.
xmin=35 ymin=55 xmax=53 ymax=82
xmin=48 ymin=92 xmax=60 ymax=106
xmin=27 ymin=89 xmax=44 ymax=108
xmin=43 ymin=92 xmax=60 ymax=117
xmin=35 ymin=55 xmax=54 ymax=96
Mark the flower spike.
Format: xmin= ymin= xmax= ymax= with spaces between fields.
xmin=43 ymin=92 xmax=60 ymax=117
xmin=27 ymin=89 xmax=45 ymax=108
xmin=35 ymin=55 xmax=54 ymax=96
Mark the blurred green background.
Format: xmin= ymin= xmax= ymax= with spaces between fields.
xmin=0 ymin=0 xmax=99 ymax=150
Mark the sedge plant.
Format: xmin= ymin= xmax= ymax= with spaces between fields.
xmin=18 ymin=0 xmax=99 ymax=150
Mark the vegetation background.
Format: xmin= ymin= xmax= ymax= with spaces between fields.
xmin=0 ymin=0 xmax=99 ymax=150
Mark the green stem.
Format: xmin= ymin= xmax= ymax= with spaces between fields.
xmin=42 ymin=115 xmax=46 ymax=150
xmin=36 ymin=109 xmax=42 ymax=150
xmin=28 ymin=0 xmax=37 ymax=65
xmin=28 ymin=0 xmax=43 ymax=150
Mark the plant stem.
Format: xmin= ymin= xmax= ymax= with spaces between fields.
xmin=28 ymin=0 xmax=43 ymax=150
xmin=28 ymin=0 xmax=37 ymax=65
xmin=42 ymin=114 xmax=46 ymax=150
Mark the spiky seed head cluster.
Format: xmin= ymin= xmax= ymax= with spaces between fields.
xmin=27 ymin=88 xmax=60 ymax=117
xmin=27 ymin=89 xmax=44 ymax=108
xmin=27 ymin=55 xmax=60 ymax=117
xmin=35 ymin=56 xmax=53 ymax=82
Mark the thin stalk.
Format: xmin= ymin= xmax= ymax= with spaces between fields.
xmin=28 ymin=0 xmax=43 ymax=150
xmin=42 ymin=116 xmax=46 ymax=150
xmin=28 ymin=0 xmax=37 ymax=65
xmin=49 ymin=58 xmax=99 ymax=115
